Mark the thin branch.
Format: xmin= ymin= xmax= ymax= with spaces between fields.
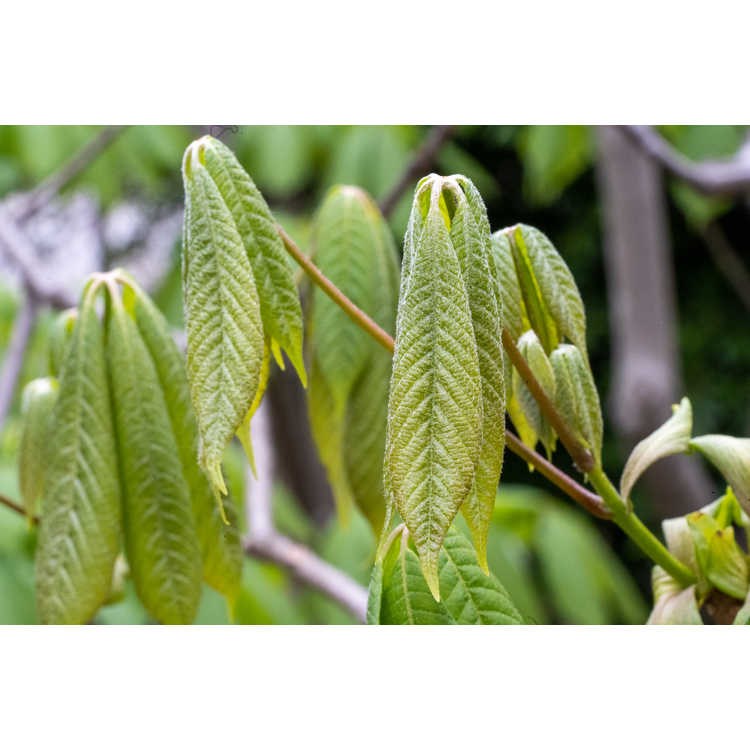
xmin=619 ymin=125 xmax=750 ymax=196
xmin=700 ymin=221 xmax=750 ymax=314
xmin=379 ymin=125 xmax=456 ymax=217
xmin=0 ymin=492 xmax=36 ymax=523
xmin=505 ymin=430 xmax=610 ymax=519
xmin=501 ymin=329 xmax=595 ymax=473
xmin=14 ymin=126 xmax=129 ymax=222
xmin=243 ymin=401 xmax=368 ymax=623
xmin=277 ymin=224 xmax=607 ymax=517
xmin=0 ymin=293 xmax=38 ymax=427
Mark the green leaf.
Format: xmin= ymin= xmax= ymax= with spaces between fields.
xmin=385 ymin=179 xmax=482 ymax=598
xmin=506 ymin=224 xmax=587 ymax=356
xmin=48 ymin=308 xmax=77 ymax=376
xmin=689 ymin=434 xmax=750 ymax=512
xmin=307 ymin=186 xmax=400 ymax=532
xmin=105 ymin=284 xmax=202 ymax=624
xmin=366 ymin=561 xmax=383 ymax=625
xmin=35 ymin=281 xmax=122 ymax=624
xmin=490 ymin=230 xmax=525 ymax=346
xmin=377 ymin=527 xmax=523 ymax=624
xmin=182 ymin=140 xmax=265 ymax=499
xmin=620 ymin=398 xmax=693 ymax=505
xmin=687 ymin=511 xmax=748 ymax=601
xmin=199 ymin=136 xmax=306 ymax=383
xmin=550 ymin=344 xmax=602 ymax=466
xmin=445 ymin=176 xmax=505 ymax=571
xmin=511 ymin=330 xmax=557 ymax=457
xmin=647 ymin=567 xmax=702 ymax=625
xmin=124 ymin=276 xmax=243 ymax=604
xmin=18 ymin=377 xmax=58 ymax=521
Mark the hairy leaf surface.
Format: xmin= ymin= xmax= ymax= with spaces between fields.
xmin=199 ymin=136 xmax=305 ymax=383
xmin=182 ymin=142 xmax=265 ymax=498
xmin=550 ymin=344 xmax=602 ymax=466
xmin=36 ymin=283 xmax=122 ymax=624
xmin=106 ymin=288 xmax=201 ymax=624
xmin=126 ymin=278 xmax=242 ymax=603
xmin=446 ymin=176 xmax=505 ymax=571
xmin=385 ymin=186 xmax=481 ymax=598
xmin=620 ymin=398 xmax=692 ymax=505
xmin=18 ymin=377 xmax=58 ymax=521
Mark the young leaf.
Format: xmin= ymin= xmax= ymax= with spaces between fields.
xmin=550 ymin=343 xmax=603 ymax=466
xmin=511 ymin=330 xmax=557 ymax=457
xmin=620 ymin=398 xmax=693 ymax=505
xmin=385 ymin=182 xmax=481 ymax=599
xmin=490 ymin=230 xmax=525 ymax=345
xmin=307 ymin=186 xmax=400 ymax=532
xmin=444 ymin=176 xmax=505 ymax=571
xmin=647 ymin=567 xmax=702 ymax=625
xmin=18 ymin=377 xmax=58 ymax=521
xmin=687 ymin=512 xmax=749 ymax=601
xmin=36 ymin=282 xmax=122 ymax=624
xmin=689 ymin=435 xmax=750 ymax=512
xmin=366 ymin=561 xmax=384 ymax=625
xmin=182 ymin=140 xmax=265 ymax=500
xmin=48 ymin=308 xmax=77 ymax=376
xmin=124 ymin=276 xmax=243 ymax=604
xmin=198 ymin=136 xmax=305 ymax=383
xmin=505 ymin=224 xmax=587 ymax=355
xmin=106 ymin=285 xmax=202 ymax=624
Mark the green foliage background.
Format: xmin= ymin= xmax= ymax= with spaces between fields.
xmin=1 ymin=125 xmax=747 ymax=623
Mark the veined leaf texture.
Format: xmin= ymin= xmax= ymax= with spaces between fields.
xmin=307 ymin=186 xmax=399 ymax=532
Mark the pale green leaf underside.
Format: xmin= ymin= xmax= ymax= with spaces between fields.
xmin=201 ymin=137 xmax=305 ymax=383
xmin=620 ymin=397 xmax=692 ymax=503
xmin=647 ymin=567 xmax=702 ymax=625
xmin=386 ymin=202 xmax=481 ymax=598
xmin=127 ymin=278 xmax=242 ymax=603
xmin=182 ymin=152 xmax=265 ymax=497
xmin=107 ymin=292 xmax=202 ymax=624
xmin=690 ymin=434 xmax=750 ymax=511
xmin=35 ymin=284 xmax=122 ymax=624
xmin=19 ymin=377 xmax=58 ymax=521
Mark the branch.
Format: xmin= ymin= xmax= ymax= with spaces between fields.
xmin=0 ymin=492 xmax=35 ymax=523
xmin=0 ymin=293 xmax=38 ymax=427
xmin=700 ymin=221 xmax=750 ymax=314
xmin=277 ymin=225 xmax=607 ymax=518
xmin=379 ymin=125 xmax=456 ymax=217
xmin=14 ymin=126 xmax=129 ymax=222
xmin=619 ymin=125 xmax=750 ymax=196
xmin=242 ymin=401 xmax=368 ymax=623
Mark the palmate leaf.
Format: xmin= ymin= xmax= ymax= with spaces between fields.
xmin=123 ymin=276 xmax=242 ymax=605
xmin=200 ymin=136 xmax=305 ymax=383
xmin=445 ymin=176 xmax=505 ymax=571
xmin=35 ymin=281 xmax=122 ymax=624
xmin=307 ymin=186 xmax=400 ymax=532
xmin=385 ymin=182 xmax=482 ymax=599
xmin=372 ymin=527 xmax=523 ymax=624
xmin=18 ymin=377 xmax=58 ymax=521
xmin=105 ymin=285 xmax=202 ymax=624
xmin=182 ymin=141 xmax=265 ymax=499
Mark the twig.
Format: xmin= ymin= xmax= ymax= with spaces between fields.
xmin=277 ymin=224 xmax=608 ymax=517
xmin=700 ymin=221 xmax=750 ymax=314
xmin=0 ymin=492 xmax=36 ymax=523
xmin=379 ymin=125 xmax=456 ymax=217
xmin=0 ymin=293 xmax=38 ymax=427
xmin=242 ymin=401 xmax=368 ymax=623
xmin=619 ymin=125 xmax=750 ymax=196
xmin=14 ymin=126 xmax=129 ymax=222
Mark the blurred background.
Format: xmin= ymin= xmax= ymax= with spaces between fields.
xmin=1 ymin=124 xmax=748 ymax=624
